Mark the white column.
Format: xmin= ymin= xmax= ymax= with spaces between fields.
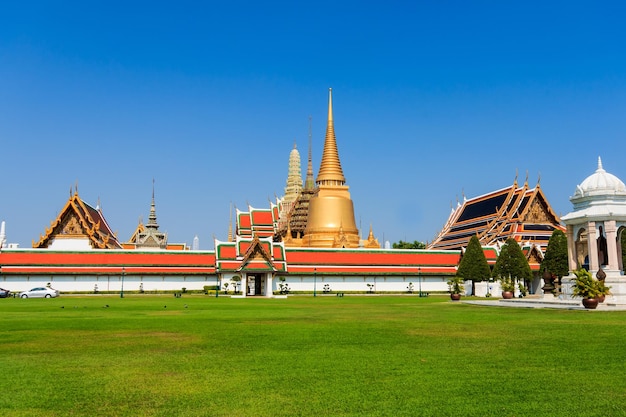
xmin=618 ymin=227 xmax=624 ymax=272
xmin=566 ymin=225 xmax=577 ymax=271
xmin=266 ymin=274 xmax=273 ymax=297
xmin=605 ymin=220 xmax=619 ymax=271
xmin=241 ymin=274 xmax=247 ymax=298
xmin=587 ymin=221 xmax=599 ymax=272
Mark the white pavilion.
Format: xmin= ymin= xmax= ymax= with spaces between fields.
xmin=562 ymin=157 xmax=626 ymax=304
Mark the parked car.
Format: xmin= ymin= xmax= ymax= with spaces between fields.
xmin=19 ymin=287 xmax=60 ymax=298
xmin=0 ymin=288 xmax=11 ymax=298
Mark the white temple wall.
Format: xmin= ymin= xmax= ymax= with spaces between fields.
xmin=2 ymin=273 xmax=456 ymax=294
xmin=1 ymin=275 xmax=216 ymax=293
xmin=267 ymin=274 xmax=450 ymax=293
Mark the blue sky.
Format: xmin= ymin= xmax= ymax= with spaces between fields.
xmin=1 ymin=1 xmax=625 ymax=249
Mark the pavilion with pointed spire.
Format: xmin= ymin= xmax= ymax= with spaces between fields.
xmin=134 ymin=181 xmax=168 ymax=249
xmin=124 ymin=181 xmax=187 ymax=250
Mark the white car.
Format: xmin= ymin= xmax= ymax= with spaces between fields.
xmin=19 ymin=287 xmax=60 ymax=298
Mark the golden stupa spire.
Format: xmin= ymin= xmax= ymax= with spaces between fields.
xmin=316 ymin=88 xmax=346 ymax=185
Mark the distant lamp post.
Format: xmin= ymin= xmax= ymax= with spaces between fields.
xmin=120 ymin=267 xmax=125 ymax=299
xmin=216 ymin=273 xmax=219 ymax=298
xmin=314 ymin=267 xmax=317 ymax=297
xmin=418 ymin=267 xmax=422 ymax=297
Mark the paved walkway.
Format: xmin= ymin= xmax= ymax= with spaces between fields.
xmin=463 ymin=297 xmax=626 ymax=310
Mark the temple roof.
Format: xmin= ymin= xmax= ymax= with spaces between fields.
xmin=236 ymin=204 xmax=279 ymax=239
xmin=428 ymin=179 xmax=563 ymax=251
xmin=34 ymin=190 xmax=121 ymax=249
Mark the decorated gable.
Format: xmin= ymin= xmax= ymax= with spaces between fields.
xmin=34 ymin=190 xmax=121 ymax=250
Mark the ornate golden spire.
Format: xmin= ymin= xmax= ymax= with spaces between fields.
xmin=316 ymin=88 xmax=346 ymax=185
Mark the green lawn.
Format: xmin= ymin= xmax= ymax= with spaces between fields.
xmin=1 ymin=295 xmax=625 ymax=416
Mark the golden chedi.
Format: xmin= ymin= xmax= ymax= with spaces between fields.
xmin=302 ymin=89 xmax=361 ymax=248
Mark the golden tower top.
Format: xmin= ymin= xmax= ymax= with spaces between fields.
xmin=316 ymin=88 xmax=346 ymax=185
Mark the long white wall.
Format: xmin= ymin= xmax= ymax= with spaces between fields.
xmin=2 ymin=274 xmax=451 ymax=294
xmin=3 ymin=274 xmax=547 ymax=297
xmin=1 ymin=275 xmax=217 ymax=293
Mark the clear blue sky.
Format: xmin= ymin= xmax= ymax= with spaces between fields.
xmin=1 ymin=1 xmax=625 ymax=249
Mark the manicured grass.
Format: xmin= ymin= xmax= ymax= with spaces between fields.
xmin=1 ymin=295 xmax=625 ymax=416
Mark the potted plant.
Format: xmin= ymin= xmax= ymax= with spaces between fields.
xmin=572 ymin=268 xmax=609 ymax=309
xmin=597 ymin=279 xmax=611 ymax=303
xmin=499 ymin=275 xmax=515 ymax=299
xmin=447 ymin=276 xmax=464 ymax=301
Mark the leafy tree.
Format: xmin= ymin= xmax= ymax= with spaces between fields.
xmin=392 ymin=240 xmax=426 ymax=249
xmin=456 ymin=235 xmax=491 ymax=295
xmin=540 ymin=229 xmax=569 ymax=292
xmin=492 ymin=238 xmax=532 ymax=289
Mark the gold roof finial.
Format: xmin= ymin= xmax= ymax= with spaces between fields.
xmin=227 ymin=202 xmax=233 ymax=242
xmin=316 ymin=88 xmax=346 ymax=185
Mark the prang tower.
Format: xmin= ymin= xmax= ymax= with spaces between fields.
xmin=302 ymin=89 xmax=360 ymax=248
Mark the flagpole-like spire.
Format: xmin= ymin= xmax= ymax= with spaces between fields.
xmin=305 ymin=115 xmax=315 ymax=190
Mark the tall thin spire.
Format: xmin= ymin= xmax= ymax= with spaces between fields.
xmin=147 ymin=178 xmax=158 ymax=229
xmin=135 ymin=178 xmax=167 ymax=248
xmin=305 ymin=115 xmax=315 ymax=190
xmin=316 ymin=88 xmax=346 ymax=185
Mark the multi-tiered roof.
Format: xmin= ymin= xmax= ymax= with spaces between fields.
xmin=428 ymin=178 xmax=564 ymax=251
